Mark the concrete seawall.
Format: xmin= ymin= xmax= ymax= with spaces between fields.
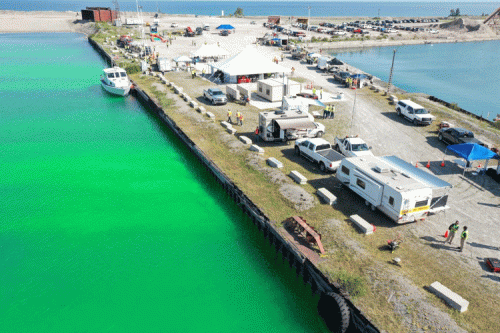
xmin=88 ymin=36 xmax=380 ymax=333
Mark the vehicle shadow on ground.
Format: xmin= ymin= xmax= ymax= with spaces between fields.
xmin=307 ymin=177 xmax=400 ymax=229
xmin=380 ymin=111 xmax=412 ymax=126
xmin=420 ymin=236 xmax=461 ymax=252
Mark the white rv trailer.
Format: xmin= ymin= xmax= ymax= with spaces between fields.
xmin=336 ymin=156 xmax=452 ymax=223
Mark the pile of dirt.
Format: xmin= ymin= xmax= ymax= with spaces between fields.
xmin=439 ymin=18 xmax=489 ymax=33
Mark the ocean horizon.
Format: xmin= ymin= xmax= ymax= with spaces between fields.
xmin=1 ymin=1 xmax=499 ymax=18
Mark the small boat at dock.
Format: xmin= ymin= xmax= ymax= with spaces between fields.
xmin=100 ymin=67 xmax=131 ymax=96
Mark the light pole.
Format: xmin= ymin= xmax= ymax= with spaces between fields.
xmin=307 ymin=6 xmax=311 ymax=32
xmin=349 ymin=88 xmax=357 ymax=135
xmin=387 ymin=49 xmax=397 ymax=95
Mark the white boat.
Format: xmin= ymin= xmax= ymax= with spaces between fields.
xmin=100 ymin=67 xmax=131 ymax=96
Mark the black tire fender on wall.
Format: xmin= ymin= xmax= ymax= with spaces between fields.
xmin=317 ymin=292 xmax=351 ymax=333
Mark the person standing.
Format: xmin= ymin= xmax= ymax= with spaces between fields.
xmin=459 ymin=226 xmax=468 ymax=252
xmin=320 ymin=88 xmax=323 ymax=99
xmin=191 ymin=69 xmax=196 ymax=79
xmin=236 ymin=111 xmax=241 ymax=125
xmin=227 ymin=110 xmax=233 ymax=124
xmin=312 ymin=87 xmax=316 ymax=97
xmin=446 ymin=221 xmax=460 ymax=245
xmin=291 ymin=67 xmax=295 ymax=76
xmin=330 ymin=104 xmax=335 ymax=119
xmin=322 ymin=106 xmax=328 ymax=119
xmin=239 ymin=113 xmax=244 ymax=126
xmin=281 ymin=53 xmax=284 ymax=62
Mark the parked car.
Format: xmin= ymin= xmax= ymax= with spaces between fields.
xmin=203 ymin=88 xmax=227 ymax=105
xmin=438 ymin=128 xmax=484 ymax=145
xmin=395 ymin=100 xmax=435 ymax=125
xmin=250 ymin=21 xmax=256 ymax=25
xmin=219 ymin=30 xmax=229 ymax=36
xmin=171 ymin=23 xmax=178 ymax=27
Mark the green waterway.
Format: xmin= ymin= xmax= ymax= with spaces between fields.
xmin=0 ymin=33 xmax=327 ymax=332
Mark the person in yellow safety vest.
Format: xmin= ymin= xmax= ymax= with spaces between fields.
xmin=320 ymin=88 xmax=323 ymax=99
xmin=236 ymin=111 xmax=241 ymax=125
xmin=227 ymin=110 xmax=233 ymax=124
xmin=459 ymin=226 xmax=468 ymax=252
xmin=329 ymin=104 xmax=335 ymax=119
xmin=239 ymin=113 xmax=244 ymax=126
xmin=312 ymin=87 xmax=316 ymax=96
xmin=191 ymin=69 xmax=196 ymax=79
xmin=202 ymin=68 xmax=206 ymax=76
xmin=446 ymin=221 xmax=460 ymax=245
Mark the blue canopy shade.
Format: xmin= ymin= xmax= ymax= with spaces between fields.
xmin=216 ymin=24 xmax=235 ymax=30
xmin=271 ymin=38 xmax=281 ymax=41
xmin=447 ymin=143 xmax=498 ymax=161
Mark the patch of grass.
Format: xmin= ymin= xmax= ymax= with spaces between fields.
xmin=332 ymin=269 xmax=367 ymax=297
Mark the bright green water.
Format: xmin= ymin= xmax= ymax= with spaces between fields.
xmin=0 ymin=33 xmax=326 ymax=332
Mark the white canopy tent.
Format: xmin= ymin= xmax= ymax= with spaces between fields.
xmin=190 ymin=44 xmax=229 ymax=59
xmin=209 ymin=47 xmax=291 ymax=83
xmin=174 ymin=55 xmax=192 ymax=63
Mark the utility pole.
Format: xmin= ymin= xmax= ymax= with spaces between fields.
xmin=378 ymin=8 xmax=380 ymax=18
xmin=387 ymin=49 xmax=397 ymax=95
xmin=349 ymin=88 xmax=357 ymax=135
xmin=307 ymin=6 xmax=311 ymax=32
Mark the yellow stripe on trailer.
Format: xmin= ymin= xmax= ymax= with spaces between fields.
xmin=400 ymin=205 xmax=430 ymax=215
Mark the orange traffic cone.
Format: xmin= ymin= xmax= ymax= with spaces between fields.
xmin=415 ymin=162 xmax=418 ymax=168
xmin=478 ymin=163 xmax=482 ymax=168
xmin=426 ymin=160 xmax=430 ymax=168
xmin=441 ymin=159 xmax=445 ymax=167
xmin=444 ymin=230 xmax=449 ymax=238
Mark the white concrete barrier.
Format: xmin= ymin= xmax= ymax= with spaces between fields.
xmin=227 ymin=128 xmax=237 ymax=135
xmin=189 ymin=101 xmax=198 ymax=108
xmin=428 ymin=282 xmax=469 ymax=313
xmin=289 ymin=171 xmax=307 ymax=185
xmin=206 ymin=112 xmax=215 ymax=120
xmin=317 ymin=188 xmax=337 ymax=205
xmin=249 ymin=144 xmax=264 ymax=154
xmin=221 ymin=121 xmax=232 ymax=129
xmin=239 ymin=136 xmax=252 ymax=145
xmin=197 ymin=106 xmax=206 ymax=114
xmin=266 ymin=157 xmax=283 ymax=168
xmin=349 ymin=215 xmax=374 ymax=235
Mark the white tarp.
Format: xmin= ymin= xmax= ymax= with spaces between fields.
xmin=210 ymin=47 xmax=291 ymax=76
xmin=190 ymin=44 xmax=229 ymax=58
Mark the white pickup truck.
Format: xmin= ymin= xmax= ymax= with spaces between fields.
xmin=395 ymin=100 xmax=436 ymax=125
xmin=334 ymin=136 xmax=374 ymax=157
xmin=203 ymin=88 xmax=227 ymax=105
xmin=295 ymin=138 xmax=344 ymax=172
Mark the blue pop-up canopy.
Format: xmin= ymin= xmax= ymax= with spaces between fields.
xmin=216 ymin=24 xmax=235 ymax=30
xmin=447 ymin=143 xmax=498 ymax=161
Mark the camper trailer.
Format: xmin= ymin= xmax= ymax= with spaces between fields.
xmin=336 ymin=156 xmax=452 ymax=223
xmin=258 ymin=110 xmax=325 ymax=142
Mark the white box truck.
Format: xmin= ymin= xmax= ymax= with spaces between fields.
xmin=336 ymin=155 xmax=452 ymax=223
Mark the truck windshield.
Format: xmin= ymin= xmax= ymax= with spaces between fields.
xmin=316 ymin=144 xmax=331 ymax=151
xmin=351 ymin=143 xmax=369 ymax=151
xmin=414 ymin=108 xmax=429 ymax=114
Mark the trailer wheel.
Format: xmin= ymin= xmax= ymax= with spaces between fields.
xmin=317 ymin=292 xmax=351 ymax=333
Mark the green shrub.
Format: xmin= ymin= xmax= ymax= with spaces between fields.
xmin=449 ymin=102 xmax=460 ymax=111
xmin=122 ymin=63 xmax=141 ymax=74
